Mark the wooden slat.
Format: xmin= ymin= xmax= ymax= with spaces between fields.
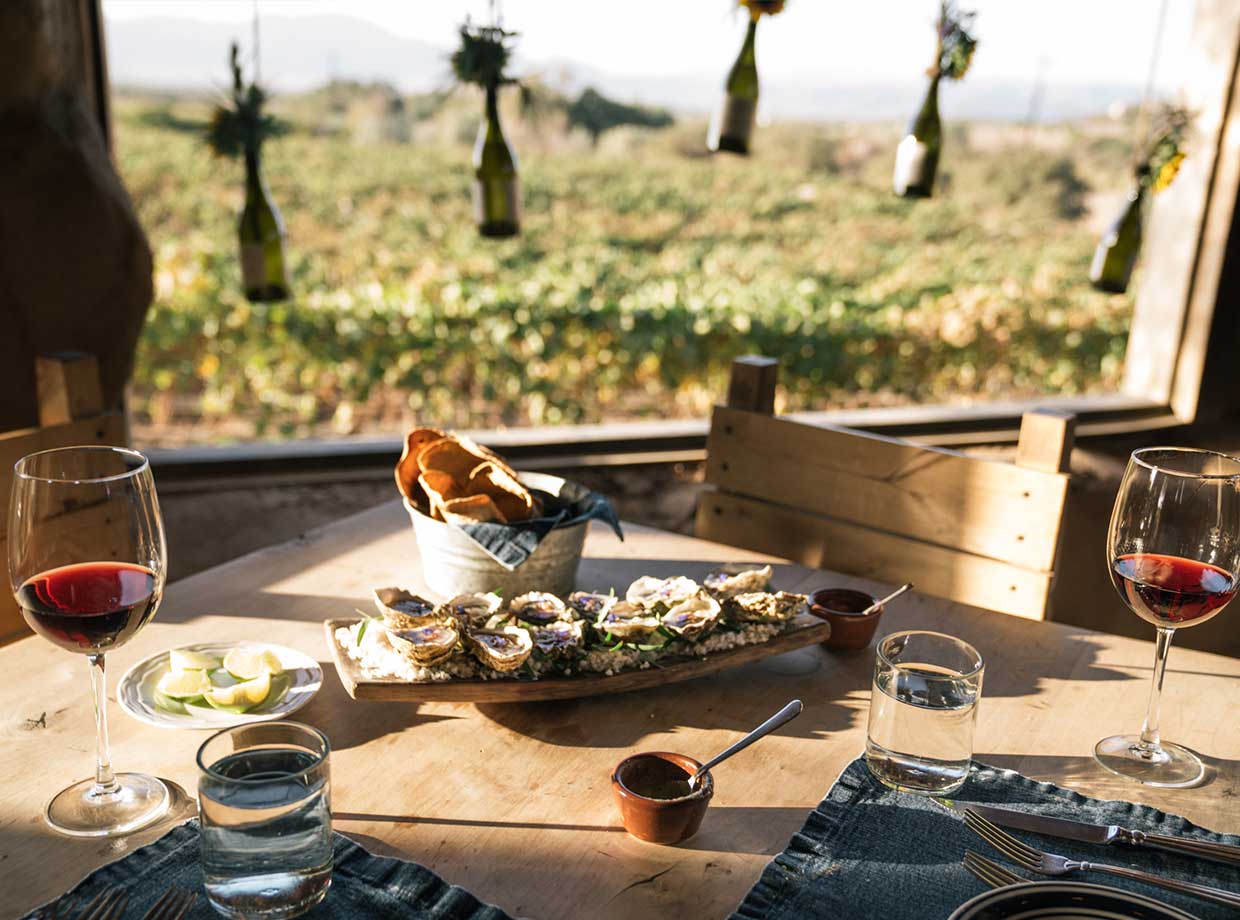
xmin=705 ymin=406 xmax=1069 ymax=571
xmin=1015 ymin=410 xmax=1076 ymax=474
xmin=725 ymin=356 xmax=778 ymax=414
xmin=35 ymin=353 xmax=105 ymax=427
xmin=696 ymin=489 xmax=1053 ymax=620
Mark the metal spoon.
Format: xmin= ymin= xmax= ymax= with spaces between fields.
xmin=860 ymin=582 xmax=913 ymax=616
xmin=687 ymin=699 xmax=804 ymax=790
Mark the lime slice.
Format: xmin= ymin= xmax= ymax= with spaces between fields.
xmin=209 ymin=668 xmax=240 ymax=689
xmin=156 ymin=669 xmax=212 ymax=700
xmin=223 ymin=647 xmax=284 ymax=681
xmin=169 ymin=648 xmax=222 ymax=673
xmin=153 ymin=689 xmax=190 ymax=714
xmin=204 ymin=672 xmax=271 ymax=713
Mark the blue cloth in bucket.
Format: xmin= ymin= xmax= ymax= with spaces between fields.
xmin=20 ymin=821 xmax=512 ymax=920
xmin=732 ymin=755 xmax=1240 ymax=920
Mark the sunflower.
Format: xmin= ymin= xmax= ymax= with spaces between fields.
xmin=740 ymin=0 xmax=787 ymax=18
xmin=1152 ymin=152 xmax=1186 ymax=193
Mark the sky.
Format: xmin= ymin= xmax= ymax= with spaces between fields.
xmin=104 ymin=0 xmax=1195 ymax=93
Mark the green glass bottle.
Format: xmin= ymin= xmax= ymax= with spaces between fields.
xmin=893 ymin=75 xmax=942 ymax=197
xmin=473 ymin=84 xmax=520 ymax=238
xmin=709 ymin=16 xmax=759 ymax=155
xmin=239 ymin=149 xmax=289 ymax=302
xmin=1090 ymin=186 xmax=1145 ymax=294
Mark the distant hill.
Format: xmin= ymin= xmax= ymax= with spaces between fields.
xmin=106 ymin=14 xmax=1149 ymax=123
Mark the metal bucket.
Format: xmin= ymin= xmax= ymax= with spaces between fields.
xmin=404 ymin=476 xmax=588 ymax=597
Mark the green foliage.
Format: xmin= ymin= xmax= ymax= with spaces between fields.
xmin=206 ymin=43 xmax=286 ymax=158
xmin=451 ymin=19 xmax=519 ymax=90
xmin=937 ymin=1 xmax=978 ymax=81
xmin=566 ymin=89 xmax=674 ymax=146
xmin=113 ymin=97 xmax=1136 ymax=445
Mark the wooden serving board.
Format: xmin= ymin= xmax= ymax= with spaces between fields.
xmin=322 ymin=614 xmax=831 ymax=702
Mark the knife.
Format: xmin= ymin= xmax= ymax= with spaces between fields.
xmin=938 ymin=799 xmax=1240 ymax=868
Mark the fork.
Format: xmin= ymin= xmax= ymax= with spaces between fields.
xmin=964 ymin=807 xmax=1240 ymax=909
xmin=963 ymin=850 xmax=1026 ymax=889
xmin=66 ymin=887 xmax=129 ymax=920
xmin=140 ymin=888 xmax=198 ymax=920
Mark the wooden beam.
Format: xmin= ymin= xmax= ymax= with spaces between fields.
xmin=1015 ymin=409 xmax=1076 ymax=474
xmin=725 ymin=356 xmax=778 ymax=414
xmin=35 ymin=353 xmax=104 ymax=426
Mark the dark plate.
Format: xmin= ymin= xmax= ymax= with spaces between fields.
xmin=949 ymin=882 xmax=1201 ymax=920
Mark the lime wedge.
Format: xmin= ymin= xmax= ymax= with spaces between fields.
xmin=153 ymin=689 xmax=191 ymax=714
xmin=169 ymin=648 xmax=222 ymax=673
xmin=223 ymin=648 xmax=284 ymax=681
xmin=204 ymin=672 xmax=271 ymax=713
xmin=209 ymin=668 xmax=240 ymax=689
xmin=157 ymin=669 xmax=212 ymax=700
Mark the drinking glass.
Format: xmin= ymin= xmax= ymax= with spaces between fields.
xmin=865 ymin=630 xmax=984 ymax=795
xmin=8 ymin=446 xmax=169 ymax=837
xmin=1095 ymin=447 xmax=1240 ymax=787
xmin=198 ymin=721 xmax=333 ymax=919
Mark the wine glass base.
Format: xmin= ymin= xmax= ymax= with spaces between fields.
xmin=45 ymin=773 xmax=170 ymax=837
xmin=1093 ymin=735 xmax=1205 ymax=788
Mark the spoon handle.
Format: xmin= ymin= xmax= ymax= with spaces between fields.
xmin=693 ymin=700 xmax=803 ymax=783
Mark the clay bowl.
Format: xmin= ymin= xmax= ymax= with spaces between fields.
xmin=611 ymin=751 xmax=714 ymax=845
xmin=810 ymin=588 xmax=884 ymax=652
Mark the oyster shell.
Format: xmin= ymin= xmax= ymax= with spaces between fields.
xmin=529 ymin=619 xmax=585 ymax=658
xmin=468 ymin=625 xmax=533 ymax=672
xmin=440 ymin=592 xmax=502 ymax=630
xmin=703 ymin=564 xmax=773 ymax=599
xmin=722 ymin=591 xmax=807 ymax=623
xmin=662 ymin=591 xmax=721 ymax=640
xmin=508 ymin=591 xmax=568 ymax=626
xmin=373 ymin=586 xmax=440 ymax=628
xmin=625 ymin=576 xmax=700 ymax=610
xmin=566 ymin=591 xmax=616 ymax=621
xmin=387 ymin=621 xmax=460 ymax=666
xmin=597 ymin=600 xmax=663 ymax=642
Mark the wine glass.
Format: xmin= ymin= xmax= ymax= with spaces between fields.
xmin=1095 ymin=446 xmax=1240 ymax=787
xmin=8 ymin=446 xmax=170 ymax=836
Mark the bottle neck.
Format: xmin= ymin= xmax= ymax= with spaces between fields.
xmin=738 ymin=17 xmax=758 ymax=68
xmin=244 ymin=149 xmax=264 ymax=198
xmin=485 ymin=85 xmax=502 ymax=134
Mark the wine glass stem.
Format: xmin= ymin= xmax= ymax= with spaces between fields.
xmin=87 ymin=653 xmax=118 ymax=797
xmin=1137 ymin=626 xmax=1175 ymax=753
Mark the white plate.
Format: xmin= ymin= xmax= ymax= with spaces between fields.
xmin=119 ymin=641 xmax=322 ymax=730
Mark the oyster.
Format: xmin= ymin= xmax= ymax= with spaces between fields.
xmin=508 ymin=591 xmax=568 ymax=626
xmin=662 ymin=592 xmax=721 ymax=641
xmin=373 ymin=587 xmax=440 ymax=628
xmin=440 ymin=592 xmax=502 ymax=630
xmin=626 ymin=576 xmax=700 ymax=610
xmin=387 ymin=621 xmax=460 ymax=666
xmin=597 ymin=601 xmax=663 ymax=642
xmin=566 ymin=591 xmax=616 ymax=621
xmin=703 ymin=564 xmax=773 ymax=599
xmin=468 ymin=625 xmax=533 ymax=672
xmin=723 ymin=591 xmax=808 ymax=624
xmin=529 ymin=619 xmax=585 ymax=658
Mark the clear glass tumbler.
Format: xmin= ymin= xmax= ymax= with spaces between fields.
xmin=197 ymin=721 xmax=332 ymax=919
xmin=865 ymin=630 xmax=984 ymax=795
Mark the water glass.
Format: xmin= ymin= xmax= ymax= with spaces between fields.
xmin=865 ymin=630 xmax=984 ymax=795
xmin=197 ymin=721 xmax=332 ymax=919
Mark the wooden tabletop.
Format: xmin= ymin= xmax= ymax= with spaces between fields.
xmin=2 ymin=501 xmax=1239 ymax=919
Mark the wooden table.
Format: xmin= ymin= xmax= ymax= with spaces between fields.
xmin=2 ymin=502 xmax=1239 ymax=919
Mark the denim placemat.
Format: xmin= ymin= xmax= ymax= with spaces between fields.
xmin=20 ymin=821 xmax=512 ymax=920
xmin=732 ymin=756 xmax=1240 ymax=920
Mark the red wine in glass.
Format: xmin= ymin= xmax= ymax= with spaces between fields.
xmin=17 ymin=561 xmax=160 ymax=653
xmin=1111 ymin=553 xmax=1237 ymax=629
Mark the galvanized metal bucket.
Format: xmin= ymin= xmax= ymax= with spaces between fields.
xmin=404 ymin=473 xmax=588 ymax=597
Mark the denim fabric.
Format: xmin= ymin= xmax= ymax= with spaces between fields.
xmin=21 ymin=822 xmax=512 ymax=920
xmin=732 ymin=756 xmax=1240 ymax=920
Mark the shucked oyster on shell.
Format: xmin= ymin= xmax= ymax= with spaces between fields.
xmin=529 ymin=619 xmax=585 ymax=658
xmin=722 ymin=591 xmax=808 ymax=624
xmin=625 ymin=576 xmax=700 ymax=610
xmin=597 ymin=601 xmax=663 ymax=642
xmin=439 ymin=592 xmax=502 ymax=630
xmin=468 ymin=625 xmax=534 ymax=672
xmin=703 ymin=565 xmax=773 ymax=599
xmin=566 ymin=591 xmax=616 ymax=621
xmin=373 ymin=587 xmax=440 ymax=628
xmin=661 ymin=591 xmax=721 ymax=640
xmin=508 ymin=591 xmax=568 ymax=626
xmin=387 ymin=621 xmax=460 ymax=666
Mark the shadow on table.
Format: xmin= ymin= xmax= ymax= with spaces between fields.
xmin=335 ymin=811 xmax=625 ymax=834
xmin=977 ymin=750 xmax=1240 ymax=796
xmin=295 ymin=675 xmax=464 ymax=753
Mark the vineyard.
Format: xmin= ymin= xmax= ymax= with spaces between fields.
xmin=114 ymin=90 xmax=1138 ymax=445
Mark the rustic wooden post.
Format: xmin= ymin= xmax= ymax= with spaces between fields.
xmin=1015 ymin=409 xmax=1076 ymax=475
xmin=725 ymin=356 xmax=778 ymax=414
xmin=36 ymin=352 xmax=105 ymax=427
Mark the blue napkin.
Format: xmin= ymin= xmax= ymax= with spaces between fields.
xmin=21 ymin=821 xmax=512 ymax=920
xmin=732 ymin=755 xmax=1240 ymax=920
xmin=459 ymin=472 xmax=623 ymax=570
